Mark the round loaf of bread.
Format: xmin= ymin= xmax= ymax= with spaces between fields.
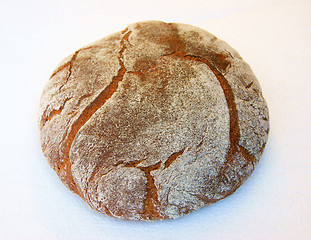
xmin=39 ymin=21 xmax=269 ymax=221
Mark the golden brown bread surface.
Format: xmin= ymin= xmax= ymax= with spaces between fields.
xmin=39 ymin=21 xmax=269 ymax=221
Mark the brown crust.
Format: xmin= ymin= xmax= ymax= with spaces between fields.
xmin=39 ymin=21 xmax=269 ymax=221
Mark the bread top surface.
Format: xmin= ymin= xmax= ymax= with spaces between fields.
xmin=39 ymin=21 xmax=269 ymax=221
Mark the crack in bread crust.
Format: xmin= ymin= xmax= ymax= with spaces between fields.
xmin=181 ymin=54 xmax=257 ymax=198
xmin=164 ymin=148 xmax=187 ymax=169
xmin=50 ymin=46 xmax=101 ymax=79
xmin=113 ymin=159 xmax=166 ymax=220
xmin=40 ymin=46 xmax=103 ymax=130
xmin=40 ymin=97 xmax=72 ymax=129
xmin=58 ymin=29 xmax=132 ymax=195
xmin=137 ymin=162 xmax=167 ymax=220
xmin=183 ymin=54 xmax=240 ymax=149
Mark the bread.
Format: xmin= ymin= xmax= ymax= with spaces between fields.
xmin=39 ymin=20 xmax=269 ymax=221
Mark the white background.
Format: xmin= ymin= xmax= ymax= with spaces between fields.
xmin=1 ymin=0 xmax=311 ymax=239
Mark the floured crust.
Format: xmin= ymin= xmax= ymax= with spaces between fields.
xmin=39 ymin=21 xmax=269 ymax=221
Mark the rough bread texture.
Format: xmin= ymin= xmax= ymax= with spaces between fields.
xmin=39 ymin=21 xmax=269 ymax=221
